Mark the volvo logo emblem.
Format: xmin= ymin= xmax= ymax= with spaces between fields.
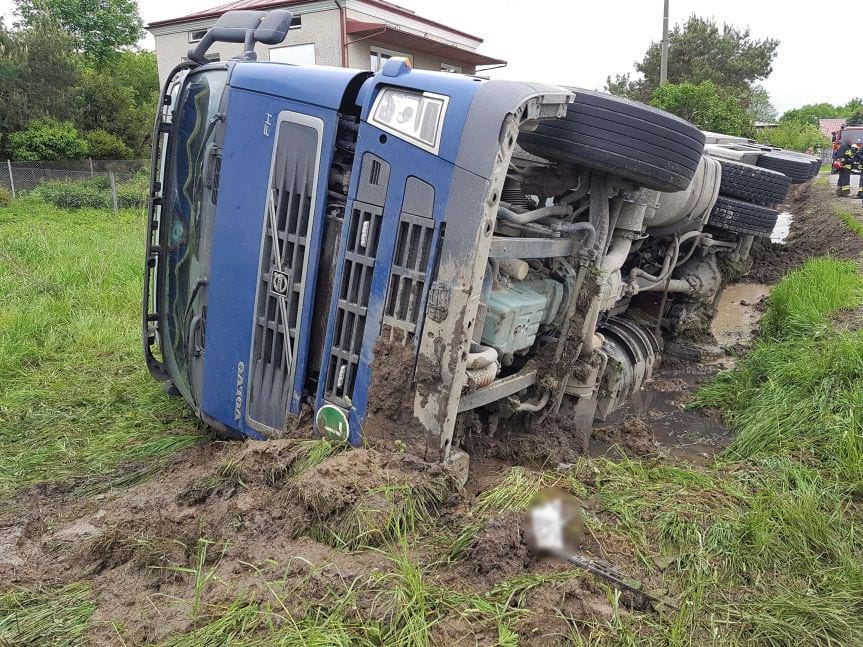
xmin=271 ymin=269 xmax=291 ymax=296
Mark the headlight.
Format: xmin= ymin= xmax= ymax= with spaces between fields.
xmin=370 ymin=88 xmax=449 ymax=154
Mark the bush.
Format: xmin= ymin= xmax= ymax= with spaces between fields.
xmin=33 ymin=173 xmax=147 ymax=210
xmin=651 ymin=81 xmax=753 ymax=136
xmin=85 ymin=130 xmax=134 ymax=160
xmin=756 ymin=121 xmax=829 ymax=152
xmin=7 ymin=119 xmax=89 ymax=161
xmin=0 ymin=186 xmax=11 ymax=207
xmin=116 ymin=184 xmax=147 ymax=209
xmin=34 ymin=178 xmax=110 ymax=209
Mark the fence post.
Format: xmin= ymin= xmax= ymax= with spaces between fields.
xmin=6 ymin=160 xmax=15 ymax=199
xmin=109 ymin=172 xmax=118 ymax=214
xmin=89 ymin=158 xmax=94 ymax=177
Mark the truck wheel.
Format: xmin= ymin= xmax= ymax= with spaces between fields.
xmin=809 ymin=159 xmax=822 ymax=178
xmin=717 ymin=159 xmax=791 ymax=206
xmin=707 ymin=195 xmax=779 ymax=236
xmin=519 ymin=88 xmax=706 ymax=192
xmin=755 ymin=152 xmax=814 ymax=184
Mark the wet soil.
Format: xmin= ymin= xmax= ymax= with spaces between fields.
xmin=748 ymin=181 xmax=863 ymax=283
xmin=0 ymin=440 xmax=454 ymax=645
xmin=365 ymin=338 xmax=440 ymax=460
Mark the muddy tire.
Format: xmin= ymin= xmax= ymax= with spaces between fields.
xmin=756 ymin=152 xmax=814 ymax=183
xmin=717 ymin=159 xmax=791 ymax=206
xmin=707 ymin=195 xmax=779 ymax=236
xmin=518 ymin=88 xmax=706 ymax=192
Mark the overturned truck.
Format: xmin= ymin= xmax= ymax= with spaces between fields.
xmin=143 ymin=10 xmax=818 ymax=473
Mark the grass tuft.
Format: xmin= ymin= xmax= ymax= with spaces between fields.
xmin=0 ymin=582 xmax=95 ymax=646
xmin=313 ymin=478 xmax=450 ymax=550
xmin=836 ymin=208 xmax=863 ymax=240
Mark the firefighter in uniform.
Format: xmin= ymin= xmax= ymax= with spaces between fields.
xmin=834 ymin=142 xmax=860 ymax=196
xmin=855 ymin=145 xmax=863 ymax=198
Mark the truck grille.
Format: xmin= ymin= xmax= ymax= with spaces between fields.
xmin=324 ymin=201 xmax=383 ymax=404
xmin=248 ymin=115 xmax=321 ymax=433
xmin=382 ymin=213 xmax=435 ymax=341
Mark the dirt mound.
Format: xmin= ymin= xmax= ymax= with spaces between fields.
xmin=516 ymin=575 xmax=617 ymax=645
xmin=364 ymin=339 xmax=440 ymax=460
xmin=593 ymin=416 xmax=659 ymax=457
xmin=748 ymin=181 xmax=863 ymax=283
xmin=463 ymin=510 xmax=534 ymax=587
xmin=0 ymin=440 xmax=457 ymax=644
xmin=463 ymin=412 xmax=589 ymax=468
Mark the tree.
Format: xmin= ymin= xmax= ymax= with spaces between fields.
xmin=85 ymin=129 xmax=133 ymax=159
xmin=747 ymin=84 xmax=777 ymax=123
xmin=756 ymin=122 xmax=829 ymax=152
xmin=607 ymin=16 xmax=779 ymax=103
xmin=651 ymin=81 xmax=752 ymax=137
xmin=0 ymin=18 xmax=81 ymax=154
xmin=8 ymin=118 xmax=88 ymax=160
xmin=15 ymin=0 xmax=143 ymax=62
xmin=78 ymin=51 xmax=158 ymax=155
xmin=779 ymin=103 xmax=843 ymax=126
xmin=778 ymin=98 xmax=863 ymax=129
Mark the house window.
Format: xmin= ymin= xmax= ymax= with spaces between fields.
xmin=369 ymin=46 xmax=412 ymax=72
xmin=441 ymin=63 xmax=462 ymax=73
xmin=269 ymin=43 xmax=315 ymax=65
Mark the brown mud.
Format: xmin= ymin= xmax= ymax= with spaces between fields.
xmin=748 ymin=181 xmax=863 ymax=283
xmin=365 ymin=338 xmax=440 ymax=461
xmin=0 ymin=179 xmax=846 ymax=645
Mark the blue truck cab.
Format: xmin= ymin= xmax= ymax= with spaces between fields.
xmin=144 ymin=9 xmax=573 ymax=463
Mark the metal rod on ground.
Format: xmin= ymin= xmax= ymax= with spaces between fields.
xmin=660 ymin=0 xmax=669 ymax=85
xmin=109 ymin=172 xmax=118 ymax=213
xmin=6 ymin=160 xmax=15 ymax=199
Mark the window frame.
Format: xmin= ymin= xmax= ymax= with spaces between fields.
xmin=369 ymin=45 xmax=413 ymax=72
xmin=188 ymin=29 xmax=208 ymax=43
xmin=268 ymin=42 xmax=316 ymax=65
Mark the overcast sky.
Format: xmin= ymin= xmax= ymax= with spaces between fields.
xmin=0 ymin=0 xmax=844 ymax=113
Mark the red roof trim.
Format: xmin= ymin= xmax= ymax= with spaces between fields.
xmin=147 ymin=0 xmax=483 ymax=42
xmin=344 ymin=19 xmax=505 ymax=65
xmin=148 ymin=0 xmax=307 ymax=28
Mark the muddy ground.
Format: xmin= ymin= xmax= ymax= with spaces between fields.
xmin=2 ymin=179 xmax=859 ymax=645
xmin=748 ymin=179 xmax=863 ymax=283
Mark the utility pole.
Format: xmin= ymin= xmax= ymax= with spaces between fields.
xmin=660 ymin=0 xmax=669 ymax=85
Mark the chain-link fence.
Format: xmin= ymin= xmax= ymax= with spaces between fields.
xmin=0 ymin=159 xmax=149 ymax=213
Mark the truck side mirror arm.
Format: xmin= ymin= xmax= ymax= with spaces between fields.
xmin=187 ymin=9 xmax=294 ymax=64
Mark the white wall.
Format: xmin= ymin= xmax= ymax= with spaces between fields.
xmin=150 ymin=6 xmax=342 ymax=83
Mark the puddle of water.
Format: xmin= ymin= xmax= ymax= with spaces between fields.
xmin=711 ymin=283 xmax=770 ymax=349
xmin=771 ymin=211 xmax=792 ymax=243
xmin=595 ymin=281 xmax=770 ymax=464
xmin=596 ymin=368 xmax=733 ymax=465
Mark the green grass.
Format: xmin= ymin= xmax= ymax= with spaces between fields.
xmin=0 ymin=583 xmax=95 ymax=646
xmin=0 ymin=199 xmax=202 ymax=496
xmin=836 ymin=208 xmax=863 ymax=239
xmin=695 ymin=258 xmax=863 ymax=479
